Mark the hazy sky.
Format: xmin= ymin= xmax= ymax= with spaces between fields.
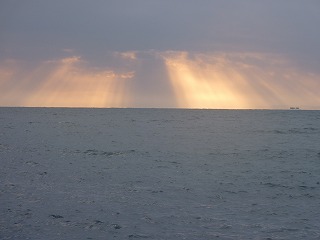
xmin=1 ymin=1 xmax=320 ymax=109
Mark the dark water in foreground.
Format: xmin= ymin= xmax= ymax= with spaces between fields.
xmin=1 ymin=108 xmax=320 ymax=239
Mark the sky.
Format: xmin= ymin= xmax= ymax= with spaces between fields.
xmin=1 ymin=0 xmax=320 ymax=109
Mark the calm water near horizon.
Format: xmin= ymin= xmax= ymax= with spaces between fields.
xmin=1 ymin=108 xmax=320 ymax=239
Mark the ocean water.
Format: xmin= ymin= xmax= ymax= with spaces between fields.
xmin=0 ymin=108 xmax=319 ymax=239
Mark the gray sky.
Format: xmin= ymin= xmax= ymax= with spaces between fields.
xmin=1 ymin=1 xmax=319 ymax=62
xmin=1 ymin=1 xmax=320 ymax=108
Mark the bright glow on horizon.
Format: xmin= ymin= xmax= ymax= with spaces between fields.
xmin=163 ymin=52 xmax=249 ymax=109
xmin=1 ymin=51 xmax=320 ymax=109
xmin=0 ymin=57 xmax=133 ymax=107
xmin=162 ymin=51 xmax=320 ymax=109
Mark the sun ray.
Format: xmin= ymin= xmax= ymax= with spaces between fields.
xmin=0 ymin=57 xmax=133 ymax=107
xmin=161 ymin=51 xmax=320 ymax=109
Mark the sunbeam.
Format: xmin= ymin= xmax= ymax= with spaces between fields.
xmin=161 ymin=51 xmax=320 ymax=109
xmin=0 ymin=57 xmax=134 ymax=107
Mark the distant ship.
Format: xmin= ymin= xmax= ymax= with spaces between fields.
xmin=290 ymin=107 xmax=300 ymax=110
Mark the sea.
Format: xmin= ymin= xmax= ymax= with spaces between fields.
xmin=1 ymin=108 xmax=320 ymax=239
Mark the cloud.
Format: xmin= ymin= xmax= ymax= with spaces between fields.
xmin=115 ymin=51 xmax=137 ymax=61
xmin=2 ymin=1 xmax=319 ymax=68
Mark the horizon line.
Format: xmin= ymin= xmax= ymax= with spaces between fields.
xmin=0 ymin=106 xmax=318 ymax=111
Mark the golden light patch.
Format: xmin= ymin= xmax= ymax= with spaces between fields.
xmin=163 ymin=52 xmax=248 ymax=108
xmin=161 ymin=51 xmax=320 ymax=109
xmin=1 ymin=52 xmax=320 ymax=109
xmin=0 ymin=57 xmax=133 ymax=107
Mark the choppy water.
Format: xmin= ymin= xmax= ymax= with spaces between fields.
xmin=1 ymin=108 xmax=320 ymax=239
